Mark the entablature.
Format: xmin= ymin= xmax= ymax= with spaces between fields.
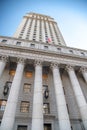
xmin=0 ymin=36 xmax=87 ymax=68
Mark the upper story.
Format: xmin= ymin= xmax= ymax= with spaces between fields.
xmin=13 ymin=12 xmax=66 ymax=46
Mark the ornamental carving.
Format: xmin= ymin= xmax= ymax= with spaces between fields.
xmin=17 ymin=57 xmax=26 ymax=64
xmin=0 ymin=55 xmax=8 ymax=62
xmin=50 ymin=62 xmax=59 ymax=69
xmin=79 ymin=67 xmax=87 ymax=72
xmin=34 ymin=60 xmax=43 ymax=66
xmin=65 ymin=65 xmax=74 ymax=71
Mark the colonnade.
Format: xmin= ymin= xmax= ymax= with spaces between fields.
xmin=0 ymin=56 xmax=87 ymax=130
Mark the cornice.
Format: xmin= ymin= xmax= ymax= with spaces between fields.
xmin=0 ymin=45 xmax=87 ymax=67
xmin=0 ymin=36 xmax=87 ymax=52
xmin=0 ymin=43 xmax=87 ymax=62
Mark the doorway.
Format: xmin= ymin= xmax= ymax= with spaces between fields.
xmin=44 ymin=124 xmax=52 ymax=130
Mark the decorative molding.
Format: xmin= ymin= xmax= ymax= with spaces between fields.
xmin=34 ymin=60 xmax=43 ymax=66
xmin=50 ymin=62 xmax=59 ymax=69
xmin=0 ymin=48 xmax=87 ymax=67
xmin=79 ymin=67 xmax=87 ymax=73
xmin=66 ymin=65 xmax=74 ymax=71
xmin=0 ymin=55 xmax=8 ymax=62
xmin=17 ymin=57 xmax=26 ymax=64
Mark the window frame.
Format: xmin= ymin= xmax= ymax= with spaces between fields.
xmin=0 ymin=99 xmax=7 ymax=111
xmin=20 ymin=101 xmax=30 ymax=113
xmin=43 ymin=103 xmax=50 ymax=114
xmin=23 ymin=83 xmax=31 ymax=93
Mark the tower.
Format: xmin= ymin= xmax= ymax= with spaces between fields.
xmin=13 ymin=12 xmax=66 ymax=46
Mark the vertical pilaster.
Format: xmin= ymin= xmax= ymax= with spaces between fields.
xmin=31 ymin=60 xmax=43 ymax=130
xmin=66 ymin=65 xmax=87 ymax=130
xmin=29 ymin=19 xmax=35 ymax=40
xmin=0 ymin=56 xmax=8 ymax=78
xmin=80 ymin=67 xmax=87 ymax=83
xmin=51 ymin=63 xmax=71 ymax=130
xmin=0 ymin=58 xmax=25 ymax=130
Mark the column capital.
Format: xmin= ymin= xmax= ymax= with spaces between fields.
xmin=50 ymin=62 xmax=59 ymax=69
xmin=17 ymin=57 xmax=25 ymax=64
xmin=0 ymin=55 xmax=8 ymax=62
xmin=79 ymin=67 xmax=87 ymax=72
xmin=34 ymin=60 xmax=43 ymax=66
xmin=65 ymin=65 xmax=74 ymax=71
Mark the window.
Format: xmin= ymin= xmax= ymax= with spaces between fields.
xmin=17 ymin=125 xmax=27 ymax=130
xmin=0 ymin=100 xmax=7 ymax=111
xmin=43 ymin=103 xmax=50 ymax=114
xmin=44 ymin=46 xmax=48 ymax=50
xmin=23 ymin=83 xmax=31 ymax=93
xmin=81 ymin=52 xmax=84 ymax=55
xmin=1 ymin=39 xmax=7 ymax=42
xmin=16 ymin=41 xmax=21 ymax=45
xmin=25 ymin=71 xmax=32 ymax=78
xmin=18 ymin=36 xmax=22 ymax=39
xmin=20 ymin=101 xmax=29 ymax=113
xmin=43 ymin=74 xmax=48 ymax=79
xmin=69 ymin=50 xmax=73 ymax=53
xmin=57 ymin=48 xmax=61 ymax=51
xmin=9 ymin=70 xmax=15 ymax=76
xmin=30 ymin=43 xmax=35 ymax=48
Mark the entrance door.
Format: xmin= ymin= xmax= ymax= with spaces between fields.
xmin=44 ymin=124 xmax=51 ymax=130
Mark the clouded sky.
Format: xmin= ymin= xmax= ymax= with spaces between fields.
xmin=0 ymin=0 xmax=87 ymax=50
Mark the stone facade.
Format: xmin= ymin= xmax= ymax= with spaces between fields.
xmin=0 ymin=12 xmax=87 ymax=130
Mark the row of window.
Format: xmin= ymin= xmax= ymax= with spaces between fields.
xmin=1 ymin=39 xmax=86 ymax=55
xmin=9 ymin=70 xmax=48 ymax=80
xmin=0 ymin=99 xmax=50 ymax=114
xmin=18 ymin=19 xmax=60 ymax=44
xmin=9 ymin=70 xmax=33 ymax=78
xmin=3 ymin=81 xmax=49 ymax=95
xmin=0 ymin=124 xmax=52 ymax=130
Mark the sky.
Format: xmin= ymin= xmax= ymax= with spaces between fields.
xmin=0 ymin=0 xmax=87 ymax=50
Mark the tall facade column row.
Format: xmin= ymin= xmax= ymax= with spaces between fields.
xmin=31 ymin=60 xmax=43 ymax=130
xmin=66 ymin=65 xmax=87 ymax=130
xmin=80 ymin=67 xmax=87 ymax=83
xmin=0 ymin=58 xmax=25 ymax=130
xmin=0 ymin=56 xmax=87 ymax=130
xmin=0 ymin=56 xmax=8 ymax=78
xmin=51 ymin=63 xmax=71 ymax=130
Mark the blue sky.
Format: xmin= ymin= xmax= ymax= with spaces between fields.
xmin=0 ymin=0 xmax=87 ymax=50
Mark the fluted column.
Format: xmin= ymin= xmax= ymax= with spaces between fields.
xmin=80 ymin=67 xmax=87 ymax=83
xmin=0 ymin=56 xmax=8 ymax=78
xmin=31 ymin=60 xmax=43 ymax=130
xmin=1 ymin=58 xmax=25 ymax=130
xmin=66 ymin=65 xmax=87 ymax=130
xmin=51 ymin=63 xmax=71 ymax=130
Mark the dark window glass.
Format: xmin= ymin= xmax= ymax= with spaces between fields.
xmin=2 ymin=39 xmax=7 ymax=42
xmin=16 ymin=42 xmax=21 ymax=45
xmin=44 ymin=46 xmax=48 ymax=49
xmin=44 ymin=124 xmax=51 ymax=130
xmin=30 ymin=43 xmax=35 ymax=47
xmin=17 ymin=125 xmax=27 ymax=130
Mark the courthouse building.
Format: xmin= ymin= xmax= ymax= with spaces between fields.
xmin=0 ymin=12 xmax=87 ymax=130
